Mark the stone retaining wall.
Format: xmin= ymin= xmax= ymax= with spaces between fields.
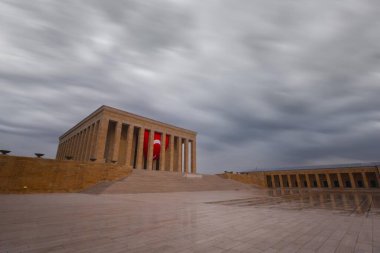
xmin=0 ymin=155 xmax=131 ymax=193
xmin=218 ymin=172 xmax=266 ymax=187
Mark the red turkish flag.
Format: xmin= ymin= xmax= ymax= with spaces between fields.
xmin=143 ymin=130 xmax=169 ymax=160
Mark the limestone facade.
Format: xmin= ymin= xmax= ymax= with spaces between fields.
xmin=56 ymin=105 xmax=197 ymax=173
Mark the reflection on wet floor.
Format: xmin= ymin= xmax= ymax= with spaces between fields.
xmin=206 ymin=190 xmax=380 ymax=216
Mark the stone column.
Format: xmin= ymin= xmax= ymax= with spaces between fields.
xmin=73 ymin=133 xmax=80 ymax=160
xmin=88 ymin=123 xmax=96 ymax=160
xmin=78 ymin=130 xmax=86 ymax=161
xmin=287 ymin=175 xmax=292 ymax=188
xmin=361 ymin=172 xmax=369 ymax=188
xmin=56 ymin=144 xmax=61 ymax=159
xmin=87 ymin=125 xmax=93 ymax=160
xmin=125 ymin=124 xmax=134 ymax=167
xmin=146 ymin=130 xmax=154 ymax=171
xmin=73 ymin=135 xmax=79 ymax=158
xmin=271 ymin=175 xmax=275 ymax=188
xmin=159 ymin=132 xmax=166 ymax=171
xmin=71 ymin=134 xmax=78 ymax=160
xmin=136 ymin=127 xmax=145 ymax=169
xmin=184 ymin=138 xmax=189 ymax=174
xmin=56 ymin=143 xmax=61 ymax=159
xmin=70 ymin=136 xmax=76 ymax=158
xmin=279 ymin=175 xmax=284 ymax=188
xmin=305 ymin=174 xmax=311 ymax=188
xmin=177 ymin=137 xmax=182 ymax=173
xmin=64 ymin=141 xmax=69 ymax=159
xmin=74 ymin=132 xmax=80 ymax=160
xmin=61 ymin=141 xmax=67 ymax=159
xmin=67 ymin=137 xmax=73 ymax=158
xmin=81 ymin=127 xmax=90 ymax=161
xmin=315 ymin=174 xmax=321 ymax=188
xmin=84 ymin=126 xmax=92 ymax=160
xmin=57 ymin=142 xmax=62 ymax=159
xmin=89 ymin=121 xmax=99 ymax=160
xmin=112 ymin=121 xmax=122 ymax=162
xmin=83 ymin=125 xmax=93 ymax=161
xmin=59 ymin=144 xmax=63 ymax=159
xmin=169 ymin=135 xmax=174 ymax=172
xmin=326 ymin=174 xmax=332 ymax=189
xmin=95 ymin=118 xmax=109 ymax=162
xmin=191 ymin=139 xmax=197 ymax=174
xmin=376 ymin=166 xmax=380 ymax=187
xmin=66 ymin=140 xmax=70 ymax=158
xmin=337 ymin=173 xmax=344 ymax=188
xmin=296 ymin=174 xmax=301 ymax=188
xmin=349 ymin=173 xmax=356 ymax=189
xmin=78 ymin=128 xmax=86 ymax=160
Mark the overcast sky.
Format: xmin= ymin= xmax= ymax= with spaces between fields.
xmin=1 ymin=0 xmax=380 ymax=173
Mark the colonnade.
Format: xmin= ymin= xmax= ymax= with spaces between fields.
xmin=56 ymin=120 xmax=100 ymax=162
xmin=266 ymin=170 xmax=380 ymax=189
xmin=57 ymin=115 xmax=197 ymax=174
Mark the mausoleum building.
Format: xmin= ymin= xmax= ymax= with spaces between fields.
xmin=56 ymin=106 xmax=197 ymax=174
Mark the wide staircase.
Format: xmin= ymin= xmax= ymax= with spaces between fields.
xmin=83 ymin=169 xmax=253 ymax=194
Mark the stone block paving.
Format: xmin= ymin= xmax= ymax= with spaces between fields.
xmin=0 ymin=190 xmax=379 ymax=253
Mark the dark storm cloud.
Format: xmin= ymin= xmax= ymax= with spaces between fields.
xmin=1 ymin=0 xmax=380 ymax=173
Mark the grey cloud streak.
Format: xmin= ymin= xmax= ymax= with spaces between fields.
xmin=1 ymin=0 xmax=380 ymax=173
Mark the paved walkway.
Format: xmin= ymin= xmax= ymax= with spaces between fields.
xmin=0 ymin=190 xmax=379 ymax=252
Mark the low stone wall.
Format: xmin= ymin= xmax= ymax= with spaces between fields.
xmin=218 ymin=172 xmax=266 ymax=187
xmin=0 ymin=155 xmax=132 ymax=193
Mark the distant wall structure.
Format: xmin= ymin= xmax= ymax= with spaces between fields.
xmin=56 ymin=105 xmax=197 ymax=174
xmin=222 ymin=164 xmax=380 ymax=190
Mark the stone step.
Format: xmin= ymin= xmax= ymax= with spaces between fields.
xmin=83 ymin=169 xmax=253 ymax=194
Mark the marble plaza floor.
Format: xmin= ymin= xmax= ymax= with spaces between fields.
xmin=0 ymin=189 xmax=379 ymax=253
